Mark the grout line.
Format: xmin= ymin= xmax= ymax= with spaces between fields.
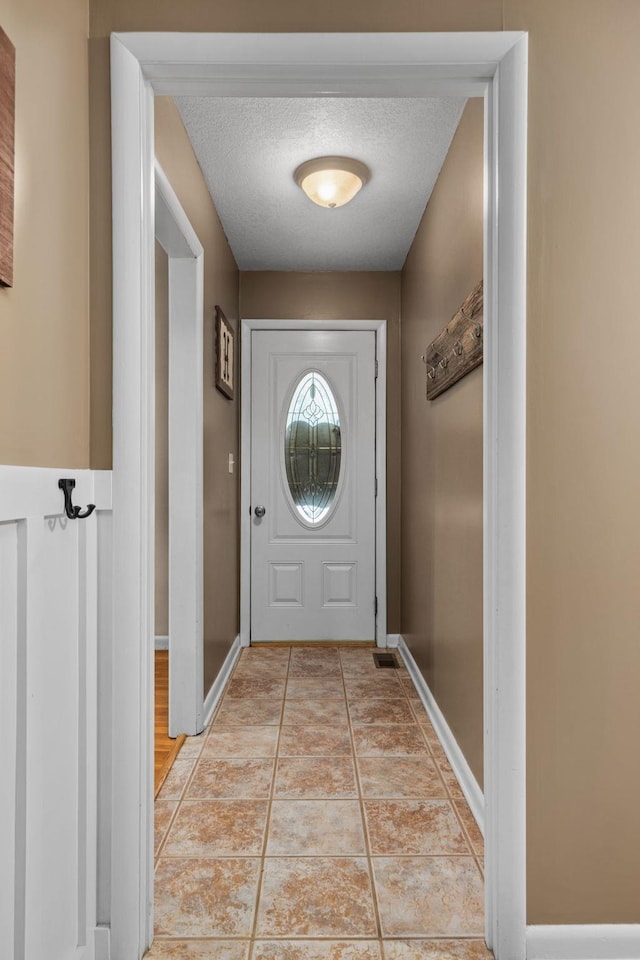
xmin=342 ymin=655 xmax=385 ymax=946
xmin=154 ymin=750 xmax=202 ymax=862
xmin=154 ymin=649 xmax=278 ymax=872
xmin=153 ymin=934 xmax=485 ymax=941
xmin=401 ymin=677 xmax=478 ymax=858
xmin=154 ymin=656 xmax=240 ymax=862
xmin=355 ymin=667 xmax=477 ymax=863
xmin=451 ymin=798 xmax=484 ymax=859
xmin=248 ymin=647 xmax=290 ymax=950
xmin=153 ymin=645 xmax=486 ymax=948
xmin=154 ymin=851 xmax=483 ymax=859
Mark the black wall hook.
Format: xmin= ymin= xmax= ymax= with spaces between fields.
xmin=58 ymin=478 xmax=96 ymax=520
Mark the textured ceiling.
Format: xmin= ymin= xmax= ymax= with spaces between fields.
xmin=175 ymin=97 xmax=466 ymax=272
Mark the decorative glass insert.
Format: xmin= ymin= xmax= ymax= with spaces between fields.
xmin=284 ymin=371 xmax=342 ymax=525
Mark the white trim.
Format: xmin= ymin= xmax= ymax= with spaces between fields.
xmin=155 ymin=162 xmax=203 ymax=260
xmin=202 ymin=636 xmax=242 ymax=726
xmin=114 ymin=31 xmax=525 ymax=98
xmin=396 ymin=635 xmax=484 ymax=835
xmin=94 ymin=925 xmax=111 ymax=960
xmin=110 ymin=31 xmax=528 ymax=960
xmin=385 ymin=633 xmax=402 ymax=648
xmin=110 ymin=32 xmax=156 ymax=960
xmin=154 ymin=635 xmax=169 ymax=651
xmin=374 ymin=321 xmax=387 ymax=647
xmin=482 ymin=36 xmax=528 ymax=959
xmin=155 ymin=160 xmax=205 ymax=738
xmin=526 ymin=926 xmax=640 ymax=960
xmin=240 ymin=318 xmax=387 ymax=647
xmin=96 ymin=511 xmax=113 ymax=932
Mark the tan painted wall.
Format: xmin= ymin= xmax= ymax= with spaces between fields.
xmin=0 ymin=0 xmax=89 ymax=467
xmin=401 ymin=99 xmax=484 ymax=786
xmin=240 ymin=271 xmax=402 ymax=634
xmin=88 ymin=0 xmax=640 ymax=925
xmin=505 ymin=0 xmax=640 ymax=924
xmin=154 ymin=97 xmax=240 ymax=691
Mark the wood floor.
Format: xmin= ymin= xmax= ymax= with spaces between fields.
xmin=154 ymin=651 xmax=185 ymax=797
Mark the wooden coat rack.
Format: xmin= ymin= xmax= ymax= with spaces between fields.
xmin=423 ymin=280 xmax=483 ymax=400
xmin=0 ymin=27 xmax=15 ymax=288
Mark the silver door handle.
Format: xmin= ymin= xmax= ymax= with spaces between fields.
xmin=254 ymin=505 xmax=266 ymax=518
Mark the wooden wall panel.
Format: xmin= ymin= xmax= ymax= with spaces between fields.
xmin=0 ymin=27 xmax=15 ymax=287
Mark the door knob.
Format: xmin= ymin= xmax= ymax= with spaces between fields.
xmin=254 ymin=505 xmax=266 ymax=518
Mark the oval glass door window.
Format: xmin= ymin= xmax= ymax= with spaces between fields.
xmin=284 ymin=371 xmax=342 ymax=525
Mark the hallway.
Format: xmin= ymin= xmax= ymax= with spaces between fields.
xmin=151 ymin=644 xmax=490 ymax=960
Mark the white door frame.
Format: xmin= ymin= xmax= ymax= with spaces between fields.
xmin=109 ymin=31 xmax=527 ymax=960
xmin=240 ymin=319 xmax=387 ymax=647
xmin=155 ymin=161 xmax=205 ymax=737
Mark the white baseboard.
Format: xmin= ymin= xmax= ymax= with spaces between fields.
xmin=202 ymin=635 xmax=241 ymax=726
xmin=154 ymin=635 xmax=169 ymax=650
xmin=395 ymin=635 xmax=484 ymax=835
xmin=526 ymin=925 xmax=640 ymax=960
xmin=386 ymin=633 xmax=401 ymax=648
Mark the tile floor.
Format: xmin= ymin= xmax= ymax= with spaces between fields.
xmin=150 ymin=645 xmax=491 ymax=960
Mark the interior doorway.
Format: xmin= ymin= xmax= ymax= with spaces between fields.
xmin=108 ymin=31 xmax=527 ymax=960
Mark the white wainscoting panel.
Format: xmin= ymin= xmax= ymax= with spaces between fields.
xmin=0 ymin=467 xmax=112 ymax=960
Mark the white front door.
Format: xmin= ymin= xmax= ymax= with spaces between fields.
xmin=250 ymin=329 xmax=376 ymax=642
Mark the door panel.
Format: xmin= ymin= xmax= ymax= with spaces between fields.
xmin=251 ymin=329 xmax=376 ymax=641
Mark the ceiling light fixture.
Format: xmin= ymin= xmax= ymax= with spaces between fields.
xmin=294 ymin=156 xmax=371 ymax=209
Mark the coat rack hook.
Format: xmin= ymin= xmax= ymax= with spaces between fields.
xmin=58 ymin=478 xmax=95 ymax=520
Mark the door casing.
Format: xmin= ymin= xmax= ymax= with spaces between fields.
xmin=154 ymin=161 xmax=205 ymax=737
xmin=109 ymin=30 xmax=527 ymax=960
xmin=241 ymin=319 xmax=387 ymax=647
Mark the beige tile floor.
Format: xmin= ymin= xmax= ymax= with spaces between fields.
xmin=149 ymin=645 xmax=492 ymax=960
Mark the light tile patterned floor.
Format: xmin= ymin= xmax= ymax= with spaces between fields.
xmin=149 ymin=645 xmax=492 ymax=960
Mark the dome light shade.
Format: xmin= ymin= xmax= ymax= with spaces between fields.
xmin=294 ymin=156 xmax=370 ymax=209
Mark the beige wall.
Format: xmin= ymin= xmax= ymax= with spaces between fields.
xmin=88 ymin=0 xmax=640 ymax=926
xmin=0 ymin=0 xmax=89 ymax=467
xmin=505 ymin=0 xmax=640 ymax=924
xmin=401 ymin=99 xmax=484 ymax=786
xmin=240 ymin=271 xmax=402 ymax=634
xmin=155 ymin=97 xmax=240 ymax=691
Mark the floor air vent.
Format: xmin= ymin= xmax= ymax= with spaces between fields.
xmin=372 ymin=651 xmax=398 ymax=669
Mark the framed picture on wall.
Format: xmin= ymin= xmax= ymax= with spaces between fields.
xmin=215 ymin=305 xmax=234 ymax=399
